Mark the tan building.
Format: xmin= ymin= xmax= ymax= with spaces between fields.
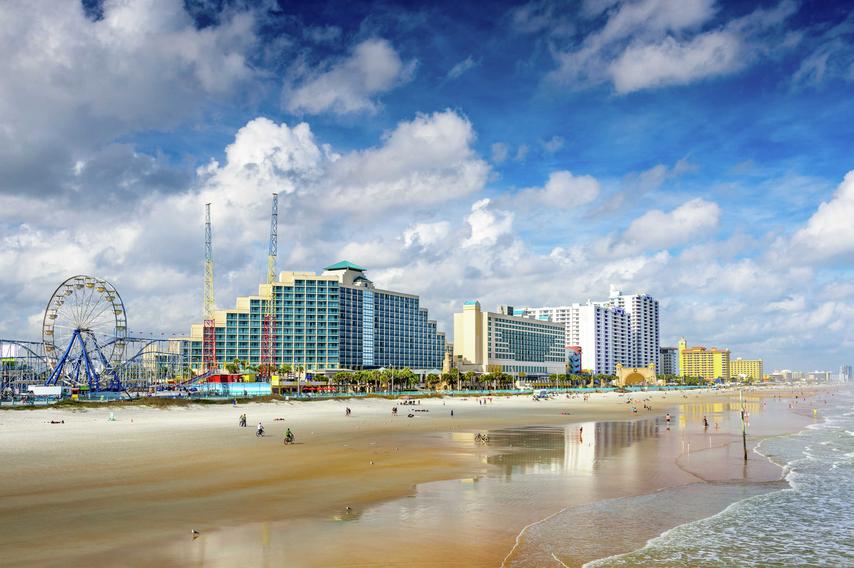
xmin=730 ymin=358 xmax=764 ymax=381
xmin=678 ymin=338 xmax=730 ymax=381
xmin=453 ymin=301 xmax=566 ymax=376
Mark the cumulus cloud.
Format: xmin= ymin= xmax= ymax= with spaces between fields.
xmin=194 ymin=109 xmax=488 ymax=223
xmin=283 ymin=38 xmax=415 ymax=115
xmin=197 ymin=118 xmax=330 ymax=201
xmin=792 ymin=170 xmax=854 ymax=261
xmin=463 ymin=199 xmax=514 ymax=248
xmin=0 ymin=0 xmax=257 ymax=195
xmin=318 ymin=110 xmax=489 ymax=213
xmin=518 ymin=170 xmax=600 ymax=208
xmin=616 ymin=197 xmax=720 ymax=253
xmin=403 ymin=222 xmax=452 ymax=248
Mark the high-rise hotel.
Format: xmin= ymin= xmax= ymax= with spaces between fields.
xmin=523 ymin=287 xmax=659 ymax=376
xmin=178 ymin=261 xmax=445 ymax=373
xmin=523 ymin=303 xmax=629 ymax=375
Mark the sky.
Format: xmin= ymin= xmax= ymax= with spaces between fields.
xmin=1 ymin=0 xmax=852 ymax=371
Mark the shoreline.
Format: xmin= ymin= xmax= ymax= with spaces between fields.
xmin=0 ymin=385 xmax=828 ymax=567
xmin=581 ymin=386 xmax=846 ymax=567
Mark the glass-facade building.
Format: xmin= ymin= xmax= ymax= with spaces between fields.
xmin=179 ymin=262 xmax=444 ymax=373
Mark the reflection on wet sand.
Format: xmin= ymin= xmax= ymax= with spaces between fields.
xmin=170 ymin=404 xmax=781 ymax=568
xmin=485 ymin=420 xmax=662 ymax=477
xmin=160 ymin=418 xmax=689 ymax=568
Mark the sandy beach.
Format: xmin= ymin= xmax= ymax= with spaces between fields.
xmin=0 ymin=387 xmax=824 ymax=567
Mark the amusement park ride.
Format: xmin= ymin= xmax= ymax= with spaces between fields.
xmin=0 ymin=194 xmax=282 ymax=397
xmin=0 ymin=273 xmax=182 ymax=396
xmin=42 ymin=275 xmax=127 ymax=391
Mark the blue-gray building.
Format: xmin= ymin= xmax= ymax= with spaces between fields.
xmin=178 ymin=261 xmax=445 ymax=373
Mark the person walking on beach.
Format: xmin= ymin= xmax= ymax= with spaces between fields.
xmin=345 ymin=407 xmax=351 ymax=417
xmin=703 ymin=416 xmax=709 ymax=430
xmin=256 ymin=421 xmax=264 ymax=437
xmin=665 ymin=412 xmax=672 ymax=430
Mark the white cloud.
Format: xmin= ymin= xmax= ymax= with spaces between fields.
xmin=510 ymin=0 xmax=577 ymax=36
xmin=618 ymin=197 xmax=720 ymax=252
xmin=319 ymin=110 xmax=489 ymax=214
xmin=610 ymin=30 xmax=743 ymax=92
xmin=515 ymin=145 xmax=530 ymax=161
xmin=792 ymin=170 xmax=854 ymax=261
xmin=548 ymin=0 xmax=798 ymax=93
xmin=448 ymin=56 xmax=478 ymax=79
xmin=463 ymin=199 xmax=514 ymax=248
xmin=518 ymin=170 xmax=600 ymax=208
xmin=491 ymin=143 xmax=509 ymax=164
xmin=194 ymin=110 xmax=488 ymax=221
xmin=284 ymin=38 xmax=415 ymax=115
xmin=403 ymin=222 xmax=452 ymax=248
xmin=337 ymin=239 xmax=403 ymax=268
xmin=581 ymin=0 xmax=623 ymax=19
xmin=0 ymin=0 xmax=257 ymax=195
xmin=542 ymin=135 xmax=565 ymax=153
xmin=198 ymin=117 xmax=329 ymax=201
xmin=766 ymin=295 xmax=807 ymax=313
xmin=792 ymin=16 xmax=854 ymax=87
xmin=303 ymin=25 xmax=342 ymax=43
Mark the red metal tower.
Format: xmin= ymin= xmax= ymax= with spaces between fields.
xmin=260 ymin=193 xmax=278 ymax=378
xmin=202 ymin=203 xmax=217 ymax=371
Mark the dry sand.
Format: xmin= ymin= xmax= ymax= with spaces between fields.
xmin=0 ymin=387 xmax=821 ymax=567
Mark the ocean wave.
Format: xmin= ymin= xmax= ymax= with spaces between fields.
xmin=586 ymin=392 xmax=854 ymax=567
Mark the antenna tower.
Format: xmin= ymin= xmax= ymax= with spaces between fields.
xmin=260 ymin=193 xmax=278 ymax=378
xmin=202 ymin=203 xmax=217 ymax=371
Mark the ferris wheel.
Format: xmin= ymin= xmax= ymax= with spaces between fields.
xmin=42 ymin=275 xmax=127 ymax=389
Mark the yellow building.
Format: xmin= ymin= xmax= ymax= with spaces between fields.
xmin=678 ymin=338 xmax=730 ymax=381
xmin=730 ymin=358 xmax=764 ymax=382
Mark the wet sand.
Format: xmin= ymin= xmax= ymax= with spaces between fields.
xmin=0 ymin=388 xmax=822 ymax=567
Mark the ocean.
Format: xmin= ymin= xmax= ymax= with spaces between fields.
xmin=587 ymin=387 xmax=854 ymax=567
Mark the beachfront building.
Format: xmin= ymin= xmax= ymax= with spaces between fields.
xmin=603 ymin=287 xmax=660 ymax=370
xmin=660 ymin=346 xmax=679 ymax=376
xmin=453 ymin=301 xmax=567 ymax=377
xmin=730 ymin=358 xmax=764 ymax=382
xmin=177 ymin=261 xmax=445 ymax=374
xmin=807 ymin=370 xmax=833 ymax=382
xmin=523 ymin=302 xmax=629 ymax=375
xmin=567 ymin=346 xmax=582 ymax=374
xmin=678 ymin=338 xmax=730 ymax=381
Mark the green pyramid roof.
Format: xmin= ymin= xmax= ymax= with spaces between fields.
xmin=324 ymin=260 xmax=366 ymax=271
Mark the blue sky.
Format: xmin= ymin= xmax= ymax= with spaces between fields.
xmin=1 ymin=0 xmax=853 ymax=370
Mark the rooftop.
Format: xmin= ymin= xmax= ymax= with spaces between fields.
xmin=324 ymin=260 xmax=366 ymax=272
